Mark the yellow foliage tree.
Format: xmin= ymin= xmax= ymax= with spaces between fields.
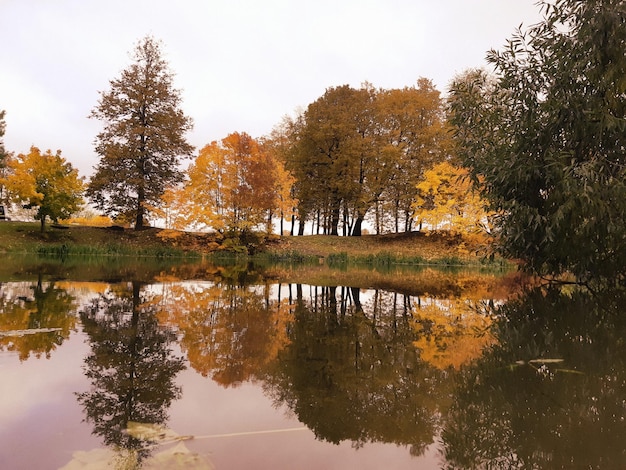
xmin=413 ymin=161 xmax=491 ymax=236
xmin=1 ymin=146 xmax=84 ymax=231
xmin=412 ymin=298 xmax=493 ymax=370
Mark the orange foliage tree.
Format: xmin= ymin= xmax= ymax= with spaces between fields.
xmin=154 ymin=281 xmax=293 ymax=386
xmin=160 ymin=132 xmax=296 ymax=235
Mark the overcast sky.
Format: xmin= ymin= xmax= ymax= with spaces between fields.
xmin=0 ymin=0 xmax=544 ymax=178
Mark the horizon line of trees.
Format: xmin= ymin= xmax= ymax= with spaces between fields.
xmin=0 ymin=36 xmax=485 ymax=238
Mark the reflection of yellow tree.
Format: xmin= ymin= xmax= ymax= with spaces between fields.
xmin=155 ymin=282 xmax=293 ymax=386
xmin=409 ymin=270 xmax=525 ymax=372
xmin=0 ymin=279 xmax=77 ymax=360
xmin=413 ymin=298 xmax=493 ymax=370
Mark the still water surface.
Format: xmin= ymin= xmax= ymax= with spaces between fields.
xmin=0 ymin=258 xmax=624 ymax=469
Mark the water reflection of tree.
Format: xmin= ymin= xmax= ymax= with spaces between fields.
xmin=155 ymin=281 xmax=292 ymax=387
xmin=0 ymin=276 xmax=77 ymax=360
xmin=441 ymin=287 xmax=626 ymax=469
xmin=77 ymin=281 xmax=185 ymax=463
xmin=264 ymin=285 xmax=451 ymax=456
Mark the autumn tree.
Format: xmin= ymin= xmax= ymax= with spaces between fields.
xmin=288 ymin=85 xmax=357 ymax=235
xmin=263 ymin=120 xmax=299 ymax=235
xmin=288 ymin=85 xmax=386 ymax=236
xmin=285 ymin=80 xmax=447 ymax=236
xmin=164 ymin=132 xmax=293 ymax=237
xmin=448 ymin=1 xmax=626 ymax=283
xmin=413 ymin=161 xmax=491 ymax=236
xmin=87 ymin=36 xmax=194 ymax=230
xmin=376 ymin=80 xmax=449 ymax=233
xmin=1 ymin=146 xmax=84 ymax=231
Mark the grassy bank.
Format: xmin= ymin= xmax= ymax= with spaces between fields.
xmin=0 ymin=221 xmax=204 ymax=258
xmin=0 ymin=221 xmax=506 ymax=267
xmin=261 ymin=231 xmax=505 ymax=267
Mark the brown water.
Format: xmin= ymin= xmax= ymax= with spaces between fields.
xmin=0 ymin=260 xmax=624 ymax=469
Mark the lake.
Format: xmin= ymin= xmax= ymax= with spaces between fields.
xmin=0 ymin=256 xmax=624 ymax=469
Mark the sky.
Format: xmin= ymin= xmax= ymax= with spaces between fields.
xmin=0 ymin=0 xmax=544 ymax=178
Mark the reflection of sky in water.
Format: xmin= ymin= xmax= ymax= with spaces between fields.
xmin=0 ymin=280 xmax=443 ymax=469
xmin=0 ymin=329 xmax=96 ymax=469
xmin=170 ymin=364 xmax=442 ymax=469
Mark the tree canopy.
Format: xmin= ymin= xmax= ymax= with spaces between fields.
xmin=160 ymin=132 xmax=295 ymax=238
xmin=1 ymin=146 xmax=84 ymax=231
xmin=413 ymin=161 xmax=491 ymax=236
xmin=283 ymin=80 xmax=447 ymax=236
xmin=448 ymin=0 xmax=626 ymax=284
xmin=87 ymin=36 xmax=194 ymax=230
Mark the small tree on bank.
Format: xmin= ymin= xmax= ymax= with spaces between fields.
xmin=87 ymin=36 xmax=194 ymax=229
xmin=1 ymin=146 xmax=84 ymax=231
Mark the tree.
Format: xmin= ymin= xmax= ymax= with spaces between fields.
xmin=288 ymin=85 xmax=363 ymax=236
xmin=263 ymin=120 xmax=300 ymax=235
xmin=1 ymin=146 xmax=84 ymax=231
xmin=87 ymin=36 xmax=194 ymax=230
xmin=164 ymin=132 xmax=289 ymax=237
xmin=376 ymin=80 xmax=449 ymax=233
xmin=413 ymin=161 xmax=491 ymax=236
xmin=448 ymin=1 xmax=626 ymax=284
xmin=285 ymin=81 xmax=447 ymax=236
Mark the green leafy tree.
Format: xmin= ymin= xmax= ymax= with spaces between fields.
xmin=448 ymin=1 xmax=626 ymax=284
xmin=87 ymin=36 xmax=194 ymax=230
xmin=1 ymin=146 xmax=84 ymax=231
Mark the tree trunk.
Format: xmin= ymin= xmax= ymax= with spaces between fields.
xmin=351 ymin=215 xmax=364 ymax=236
xmin=40 ymin=216 xmax=46 ymax=233
xmin=135 ymin=186 xmax=145 ymax=230
xmin=135 ymin=204 xmax=145 ymax=230
xmin=297 ymin=217 xmax=305 ymax=236
xmin=329 ymin=197 xmax=341 ymax=236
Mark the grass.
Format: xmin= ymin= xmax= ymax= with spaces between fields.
xmin=262 ymin=231 xmax=508 ymax=268
xmin=0 ymin=221 xmax=510 ymax=268
xmin=0 ymin=221 xmax=203 ymax=258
